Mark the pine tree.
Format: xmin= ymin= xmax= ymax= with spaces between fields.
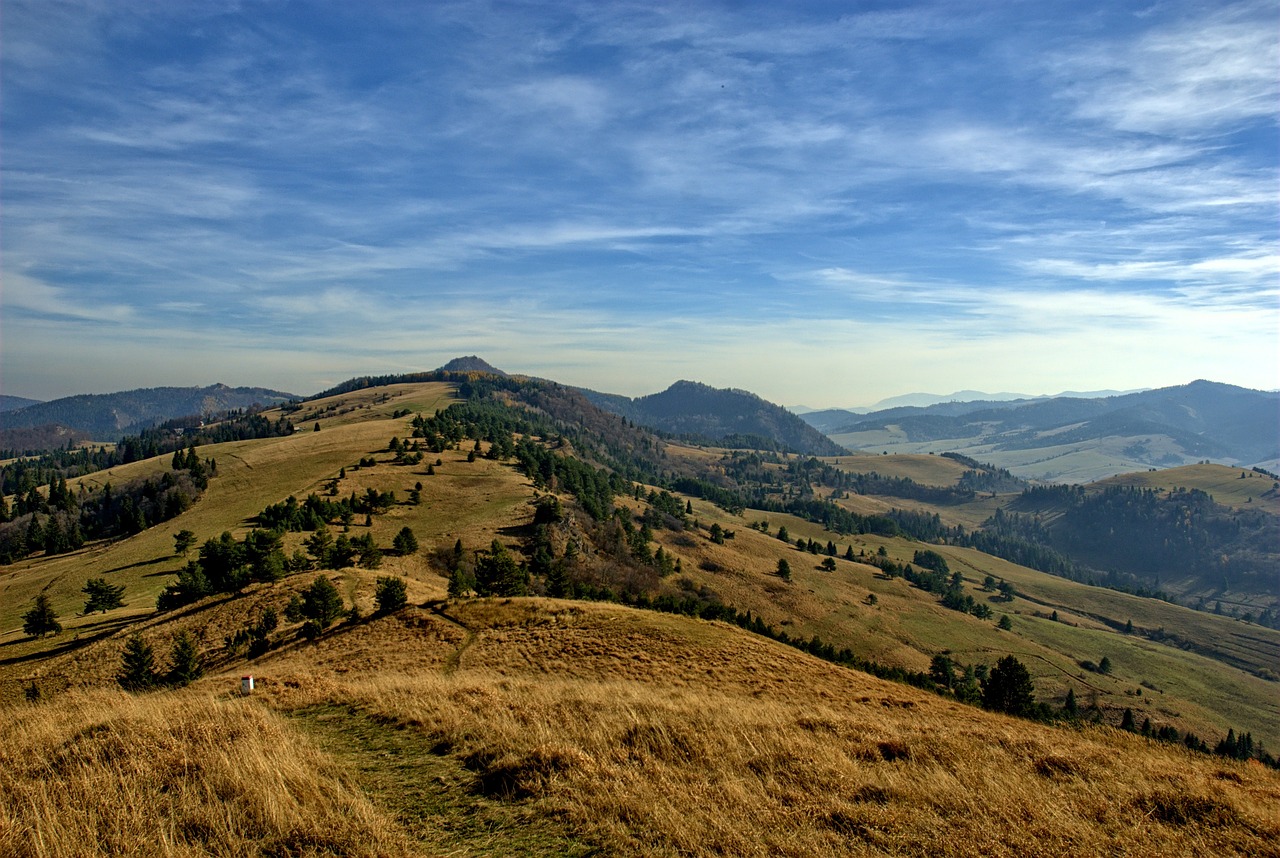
xmin=167 ymin=631 xmax=204 ymax=686
xmin=982 ymin=655 xmax=1036 ymax=716
xmin=448 ymin=566 xmax=474 ymax=598
xmin=1063 ymin=688 xmax=1078 ymax=716
xmin=777 ymin=558 xmax=792 ymax=581
xmin=374 ymin=575 xmax=408 ymax=614
xmin=173 ymin=529 xmax=197 ymax=557
xmin=302 ymin=576 xmax=344 ymax=629
xmin=1120 ymin=708 xmax=1136 ymax=731
xmin=82 ymin=578 xmax=126 ymax=614
xmin=118 ymin=633 xmax=158 ymax=691
xmin=21 ymin=594 xmax=61 ymax=638
xmin=392 ymin=526 xmax=418 ymax=555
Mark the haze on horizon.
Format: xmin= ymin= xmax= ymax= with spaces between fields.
xmin=2 ymin=1 xmax=1277 ymax=408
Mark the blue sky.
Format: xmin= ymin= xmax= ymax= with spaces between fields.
xmin=3 ymin=0 xmax=1276 ymax=407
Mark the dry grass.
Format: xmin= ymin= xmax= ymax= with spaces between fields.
xmin=1095 ymin=463 xmax=1280 ymax=515
xmin=825 ymin=453 xmax=973 ymax=487
xmin=0 ymin=688 xmax=412 ymax=857
xmin=5 ymin=597 xmax=1279 ymax=857
xmin=254 ymin=599 xmax=1280 ymax=858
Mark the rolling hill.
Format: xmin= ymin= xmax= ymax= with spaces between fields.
xmin=584 ymin=379 xmax=847 ymax=456
xmin=0 ymin=383 xmax=298 ymax=448
xmin=2 ymin=370 xmax=1278 ymax=855
xmin=814 ymin=380 xmax=1279 ymax=482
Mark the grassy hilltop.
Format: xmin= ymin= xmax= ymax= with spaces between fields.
xmin=2 ymin=375 xmax=1278 ymax=856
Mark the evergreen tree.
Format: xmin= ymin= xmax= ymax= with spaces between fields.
xmin=997 ymin=614 xmax=1013 ymax=630
xmin=21 ymin=594 xmax=61 ymax=638
xmin=448 ymin=565 xmax=475 ymax=598
xmin=302 ymin=576 xmax=345 ymax=630
xmin=475 ymin=539 xmax=527 ymax=596
xmin=118 ymin=633 xmax=158 ymax=691
xmin=1063 ymin=687 xmax=1078 ymax=717
xmin=173 ymin=529 xmax=197 ymax=556
xmin=199 ymin=531 xmax=248 ymax=593
xmin=167 ymin=631 xmax=204 ymax=686
xmin=374 ymin=575 xmax=408 ymax=614
xmin=157 ymin=561 xmax=211 ymax=611
xmin=1098 ymin=655 xmax=1112 ymax=674
xmin=777 ymin=558 xmax=792 ymax=581
xmin=1120 ymin=708 xmax=1136 ymax=731
xmin=82 ymin=578 xmax=126 ymax=614
xmin=393 ymin=526 xmax=419 ymax=555
xmin=982 ymin=655 xmax=1036 ymax=716
xmin=305 ymin=526 xmax=334 ymax=567
xmin=929 ymin=654 xmax=956 ymax=689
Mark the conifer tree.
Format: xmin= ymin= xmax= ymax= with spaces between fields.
xmin=167 ymin=631 xmax=204 ymax=686
xmin=393 ymin=526 xmax=418 ymax=555
xmin=302 ymin=576 xmax=344 ymax=629
xmin=118 ymin=633 xmax=158 ymax=691
xmin=173 ymin=529 xmax=197 ymax=557
xmin=374 ymin=575 xmax=408 ymax=614
xmin=21 ymin=594 xmax=61 ymax=638
xmin=982 ymin=655 xmax=1036 ymax=716
xmin=82 ymin=578 xmax=126 ymax=614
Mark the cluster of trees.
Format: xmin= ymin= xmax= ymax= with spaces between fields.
xmin=157 ymin=520 xmax=416 ymax=611
xmin=0 ymin=467 xmax=206 ymax=564
xmin=118 ymin=631 xmax=204 ymax=691
xmin=256 ymin=489 xmax=396 ymax=533
xmin=0 ymin=409 xmax=290 ymax=485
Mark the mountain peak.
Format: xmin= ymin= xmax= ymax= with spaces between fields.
xmin=436 ymin=356 xmax=506 ymax=375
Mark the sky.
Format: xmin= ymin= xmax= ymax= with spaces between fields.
xmin=2 ymin=0 xmax=1277 ymax=408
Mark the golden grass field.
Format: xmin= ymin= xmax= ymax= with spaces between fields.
xmin=4 ymin=596 xmax=1279 ymax=857
xmin=3 ymin=381 xmax=1279 ymax=856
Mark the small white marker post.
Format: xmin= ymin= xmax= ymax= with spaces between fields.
xmin=241 ymin=675 xmax=254 ymax=695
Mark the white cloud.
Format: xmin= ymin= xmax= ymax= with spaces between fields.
xmin=1059 ymin=4 xmax=1280 ymax=134
xmin=0 ymin=270 xmax=135 ymax=322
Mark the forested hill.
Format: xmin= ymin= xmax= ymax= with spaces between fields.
xmin=0 ymin=396 xmax=42 ymax=413
xmin=584 ymin=380 xmax=848 ymax=456
xmin=812 ymin=380 xmax=1279 ymax=468
xmin=0 ymin=384 xmax=297 ymax=443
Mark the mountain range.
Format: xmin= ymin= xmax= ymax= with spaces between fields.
xmin=804 ymin=380 xmax=1279 ymax=482
xmin=3 ymin=362 xmax=1279 ymax=854
xmin=0 ymin=384 xmax=296 ymax=450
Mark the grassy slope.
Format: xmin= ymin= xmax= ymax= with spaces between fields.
xmin=829 ymin=428 xmax=1209 ymax=483
xmin=4 ymin=380 xmax=1280 ymax=854
xmin=1095 ymin=462 xmax=1280 ymax=515
xmin=656 ymin=498 xmax=1280 ymax=750
xmin=5 ymin=596 xmax=1279 ymax=857
xmin=0 ymin=384 xmax=460 ymax=678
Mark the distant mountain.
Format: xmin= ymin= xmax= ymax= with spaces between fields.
xmin=869 ymin=390 xmax=1038 ymax=409
xmin=583 ymin=380 xmax=847 ymax=456
xmin=436 ymin=355 xmax=507 ymax=375
xmin=815 ymin=380 xmax=1279 ymax=481
xmin=0 ymin=395 xmax=42 ymax=413
xmin=0 ymin=383 xmax=297 ymax=444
